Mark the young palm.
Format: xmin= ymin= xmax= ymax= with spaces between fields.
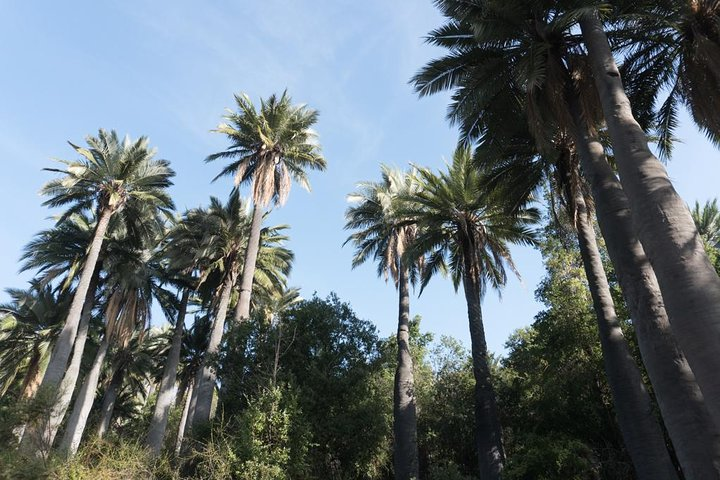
xmin=403 ymin=148 xmax=538 ymax=479
xmin=36 ymin=129 xmax=174 ymax=405
xmin=692 ymin=199 xmax=720 ymax=248
xmin=207 ymin=91 xmax=325 ymax=323
xmin=344 ymin=166 xmax=422 ymax=480
xmin=0 ymin=283 xmax=68 ymax=399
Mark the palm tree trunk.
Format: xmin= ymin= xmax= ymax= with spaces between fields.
xmin=175 ymin=379 xmax=194 ymax=456
xmin=192 ymin=266 xmax=237 ymax=427
xmin=20 ymin=349 xmax=43 ymax=400
xmin=393 ymin=266 xmax=419 ymax=480
xmin=461 ymin=244 xmax=504 ymax=480
xmin=39 ymin=208 xmax=112 ymax=393
xmin=569 ymin=101 xmax=720 ymax=479
xmin=59 ymin=337 xmax=109 ymax=457
xmin=579 ymin=10 xmax=720 ymax=425
xmin=234 ymin=205 xmax=263 ymax=322
xmin=96 ymin=364 xmax=123 ymax=439
xmin=574 ymin=196 xmax=678 ymax=480
xmin=21 ymin=266 xmax=100 ymax=452
xmin=146 ymin=288 xmax=190 ymax=456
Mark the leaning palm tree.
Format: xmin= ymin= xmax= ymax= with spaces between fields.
xmin=34 ymin=129 xmax=174 ymax=410
xmin=344 ymin=166 xmax=422 ymax=480
xmin=206 ymin=91 xmax=325 ymax=323
xmin=403 ymin=148 xmax=538 ymax=479
xmin=577 ymin=7 xmax=720 ymax=428
xmin=414 ymin=3 xmax=720 ymax=476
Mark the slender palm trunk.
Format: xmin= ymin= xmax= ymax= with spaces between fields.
xmin=569 ymin=102 xmax=720 ymax=479
xmin=580 ymin=11 xmax=720 ymax=425
xmin=393 ymin=266 xmax=419 ymax=480
xmin=96 ymin=365 xmax=123 ymax=439
xmin=461 ymin=244 xmax=504 ymax=479
xmin=20 ymin=349 xmax=43 ymax=400
xmin=192 ymin=266 xmax=237 ymax=427
xmin=59 ymin=337 xmax=109 ymax=457
xmin=574 ymin=196 xmax=678 ymax=480
xmin=146 ymin=288 xmax=190 ymax=456
xmin=21 ymin=267 xmax=100 ymax=451
xmin=175 ymin=379 xmax=194 ymax=456
xmin=234 ymin=205 xmax=263 ymax=322
xmin=38 ymin=209 xmax=112 ymax=393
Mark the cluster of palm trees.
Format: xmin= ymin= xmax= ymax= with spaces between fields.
xmin=345 ymin=1 xmax=720 ymax=479
xmin=0 ymin=91 xmax=325 ymax=459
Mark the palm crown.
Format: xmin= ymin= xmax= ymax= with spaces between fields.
xmin=403 ymin=147 xmax=539 ymax=294
xmin=206 ymin=91 xmax=326 ymax=208
xmin=345 ymin=165 xmax=423 ymax=287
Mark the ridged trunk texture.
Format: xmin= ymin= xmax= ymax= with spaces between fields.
xmin=59 ymin=338 xmax=109 ymax=457
xmin=569 ymin=102 xmax=720 ymax=479
xmin=234 ymin=205 xmax=263 ymax=322
xmin=19 ymin=350 xmax=43 ymax=400
xmin=393 ymin=267 xmax=419 ymax=480
xmin=38 ymin=208 xmax=111 ymax=393
xmin=580 ymin=10 xmax=720 ymax=427
xmin=574 ymin=196 xmax=678 ymax=480
xmin=461 ymin=243 xmax=504 ymax=480
xmin=146 ymin=288 xmax=190 ymax=456
xmin=21 ymin=266 xmax=100 ymax=452
xmin=191 ymin=265 xmax=237 ymax=427
xmin=96 ymin=364 xmax=123 ymax=439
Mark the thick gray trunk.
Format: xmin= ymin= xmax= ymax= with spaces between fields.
xmin=393 ymin=267 xmax=419 ymax=480
xmin=38 ymin=208 xmax=111 ymax=393
xmin=96 ymin=365 xmax=123 ymax=439
xmin=570 ymin=104 xmax=720 ymax=479
xmin=192 ymin=266 xmax=237 ymax=427
xmin=59 ymin=338 xmax=109 ymax=457
xmin=234 ymin=205 xmax=263 ymax=322
xmin=146 ymin=288 xmax=190 ymax=456
xmin=21 ymin=267 xmax=100 ymax=452
xmin=461 ymin=244 xmax=504 ymax=479
xmin=574 ymin=197 xmax=678 ymax=480
xmin=175 ymin=379 xmax=194 ymax=456
xmin=580 ymin=10 xmax=720 ymax=426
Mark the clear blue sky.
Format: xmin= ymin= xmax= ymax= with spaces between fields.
xmin=0 ymin=1 xmax=717 ymax=354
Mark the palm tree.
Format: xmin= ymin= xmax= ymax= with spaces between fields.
xmin=206 ymin=91 xmax=325 ymax=323
xmin=403 ymin=148 xmax=538 ymax=479
xmin=0 ymin=283 xmax=67 ymax=399
xmin=59 ymin=246 xmax=156 ymax=457
xmin=414 ymin=3 xmax=720 ymax=476
xmin=692 ymin=199 xmax=720 ymax=247
xmin=344 ymin=166 xmax=422 ymax=479
xmin=618 ymin=0 xmax=720 ymax=157
xmin=35 ymin=129 xmax=174 ymax=409
xmin=578 ymin=7 xmax=720 ymax=429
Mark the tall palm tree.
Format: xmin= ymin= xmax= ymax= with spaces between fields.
xmin=403 ymin=148 xmax=539 ymax=479
xmin=59 ymin=245 xmax=156 ymax=457
xmin=414 ymin=3 xmax=720 ymax=476
xmin=35 ymin=129 xmax=174 ymax=409
xmin=206 ymin=91 xmax=325 ymax=323
xmin=344 ymin=166 xmax=422 ymax=480
xmin=578 ymin=7 xmax=720 ymax=428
